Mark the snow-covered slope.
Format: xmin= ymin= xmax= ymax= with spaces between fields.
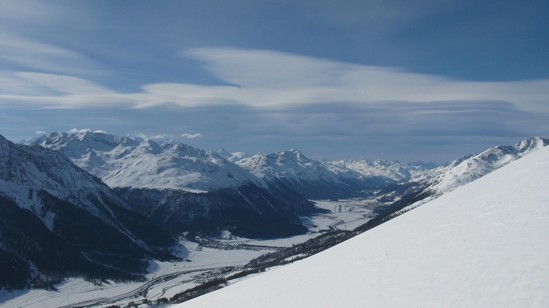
xmin=1 ymin=134 xmax=131 ymax=230
xmin=0 ymin=135 xmax=175 ymax=289
xmin=31 ymin=130 xmax=262 ymax=192
xmin=428 ymin=137 xmax=548 ymax=193
xmin=179 ymin=145 xmax=549 ymax=307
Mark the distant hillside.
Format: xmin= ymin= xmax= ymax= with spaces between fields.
xmin=427 ymin=137 xmax=548 ymax=193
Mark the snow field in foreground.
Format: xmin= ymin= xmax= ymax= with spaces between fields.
xmin=179 ymin=146 xmax=549 ymax=308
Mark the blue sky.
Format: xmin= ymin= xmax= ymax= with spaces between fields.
xmin=0 ymin=0 xmax=548 ymax=162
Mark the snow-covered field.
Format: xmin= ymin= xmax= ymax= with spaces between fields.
xmin=305 ymin=198 xmax=376 ymax=231
xmin=178 ymin=146 xmax=549 ymax=307
xmin=0 ymin=198 xmax=376 ymax=308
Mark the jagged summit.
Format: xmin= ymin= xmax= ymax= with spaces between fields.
xmin=428 ymin=137 xmax=549 ymax=193
xmin=233 ymin=149 xmax=380 ymax=199
xmin=231 ymin=148 xmax=437 ymax=199
xmin=2 ymin=133 xmax=122 ymax=217
xmin=232 ymin=148 xmax=435 ymax=184
xmin=236 ymin=149 xmax=339 ymax=181
xmin=514 ymin=136 xmax=547 ymax=152
xmin=30 ymin=130 xmax=262 ymax=192
xmin=33 ymin=130 xmax=140 ymax=154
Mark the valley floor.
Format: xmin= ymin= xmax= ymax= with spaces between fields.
xmin=0 ymin=198 xmax=377 ymax=308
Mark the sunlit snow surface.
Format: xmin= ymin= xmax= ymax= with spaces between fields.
xmin=179 ymin=146 xmax=549 ymax=308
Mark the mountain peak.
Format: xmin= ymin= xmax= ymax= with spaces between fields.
xmin=30 ymin=131 xmax=262 ymax=191
xmin=429 ymin=137 xmax=548 ymax=193
xmin=515 ymin=136 xmax=548 ymax=152
xmin=0 ymin=134 xmax=176 ymax=289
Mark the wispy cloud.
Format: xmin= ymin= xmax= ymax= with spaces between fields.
xmin=68 ymin=128 xmax=107 ymax=134
xmin=2 ymin=47 xmax=548 ymax=114
xmin=16 ymin=72 xmax=113 ymax=95
xmin=149 ymin=134 xmax=175 ymax=142
xmin=181 ymin=133 xmax=202 ymax=139
xmin=184 ymin=47 xmax=343 ymax=88
xmin=133 ymin=133 xmax=175 ymax=143
xmin=0 ymin=31 xmax=101 ymax=76
xmin=179 ymin=47 xmax=549 ymax=112
xmin=0 ymin=72 xmax=136 ymax=109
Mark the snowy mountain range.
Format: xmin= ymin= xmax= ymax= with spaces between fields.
xmin=327 ymin=159 xmax=435 ymax=182
xmin=28 ymin=131 xmax=548 ymax=223
xmin=30 ymin=130 xmax=262 ymax=192
xmin=0 ymin=135 xmax=175 ymax=290
xmin=29 ymin=130 xmax=320 ymax=238
xmin=230 ymin=149 xmax=347 ymax=181
xmin=225 ymin=138 xmax=548 ymax=201
xmin=229 ymin=150 xmax=366 ymax=199
xmin=178 ymin=139 xmax=549 ymax=308
xmin=225 ymin=149 xmax=435 ymax=199
xmin=29 ymin=130 xmax=439 ymax=200
xmin=27 ymin=131 xmax=548 ymax=207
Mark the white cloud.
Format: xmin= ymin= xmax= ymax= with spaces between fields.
xmin=184 ymin=47 xmax=342 ymax=88
xmin=0 ymin=31 xmax=101 ymax=75
xmin=181 ymin=133 xmax=202 ymax=139
xmin=35 ymin=130 xmax=46 ymax=134
xmin=16 ymin=72 xmax=113 ymax=95
xmin=1 ymin=47 xmax=548 ymax=116
xmin=133 ymin=133 xmax=175 ymax=142
xmin=180 ymin=48 xmax=549 ymax=113
xmin=68 ymin=128 xmax=107 ymax=134
xmin=0 ymin=72 xmax=138 ymax=109
xmin=149 ymin=134 xmax=175 ymax=141
xmin=0 ymin=70 xmax=51 ymax=95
